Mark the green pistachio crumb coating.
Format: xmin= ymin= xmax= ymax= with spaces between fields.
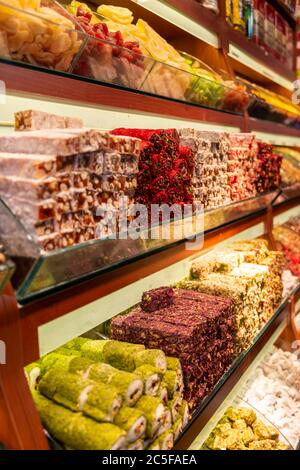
xmin=172 ymin=418 xmax=183 ymax=440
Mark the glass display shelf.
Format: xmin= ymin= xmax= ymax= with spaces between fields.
xmin=0 ymin=191 xmax=278 ymax=303
xmin=0 ymin=259 xmax=14 ymax=294
xmin=175 ymin=283 xmax=300 ymax=449
xmin=0 ymin=1 xmax=250 ymax=116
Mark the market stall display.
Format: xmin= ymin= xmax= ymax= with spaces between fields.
xmin=26 ymin=338 xmax=187 ymax=450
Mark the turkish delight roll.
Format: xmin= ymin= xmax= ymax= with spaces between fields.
xmin=166 ymin=357 xmax=183 ymax=385
xmin=163 ymin=370 xmax=183 ymax=399
xmin=33 ymin=392 xmax=127 ymax=450
xmin=172 ymin=418 xmax=183 ymax=440
xmin=81 ymin=382 xmax=122 ymax=422
xmin=153 ymin=431 xmax=174 ymax=450
xmin=104 ymin=152 xmax=139 ymax=175
xmin=0 ymin=130 xmax=101 ymax=156
xmin=136 ymin=396 xmax=165 ymax=439
xmin=179 ymin=401 xmax=190 ymax=428
xmin=134 ymin=365 xmax=162 ymax=396
xmin=102 ymin=340 xmax=145 ymax=372
xmin=87 ymin=363 xmax=144 ymax=406
xmin=141 ymin=287 xmax=174 ymax=313
xmin=134 ymin=349 xmax=167 ymax=373
xmin=156 ymin=408 xmax=172 ymax=436
xmin=24 ymin=362 xmax=41 ymax=390
xmin=114 ymin=407 xmax=147 ymax=442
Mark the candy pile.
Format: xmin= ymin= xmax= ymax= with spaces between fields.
xmin=111 ymin=128 xmax=194 ymax=209
xmin=111 ymin=287 xmax=234 ymax=410
xmin=0 ymin=122 xmax=141 ymax=250
xmin=227 ymin=134 xmax=258 ymax=201
xmin=27 ymin=338 xmax=188 ymax=450
xmin=255 ymin=142 xmax=282 ymax=193
xmin=202 ymin=406 xmax=289 ymax=450
xmin=177 ymin=239 xmax=284 ymax=352
xmin=179 ymin=129 xmax=231 ymax=209
xmin=0 ymin=0 xmax=82 ymax=71
xmin=71 ymin=6 xmax=148 ymax=90
xmin=243 ymin=347 xmax=300 ymax=448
